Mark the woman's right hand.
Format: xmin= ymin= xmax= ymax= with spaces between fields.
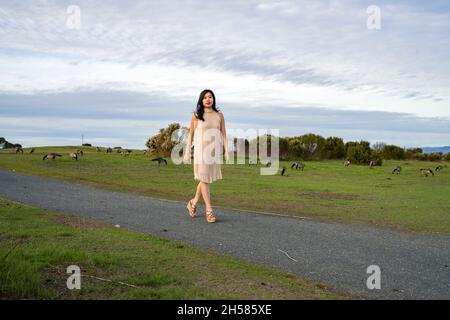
xmin=224 ymin=151 xmax=229 ymax=163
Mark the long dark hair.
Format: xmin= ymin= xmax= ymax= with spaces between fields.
xmin=195 ymin=89 xmax=219 ymax=121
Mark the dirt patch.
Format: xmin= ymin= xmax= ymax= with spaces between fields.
xmin=191 ymin=262 xmax=340 ymax=299
xmin=297 ymin=192 xmax=359 ymax=200
xmin=42 ymin=264 xmax=121 ymax=299
xmin=48 ymin=214 xmax=112 ymax=230
xmin=193 ymin=271 xmax=310 ymax=299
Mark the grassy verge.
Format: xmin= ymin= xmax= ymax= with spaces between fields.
xmin=0 ymin=146 xmax=449 ymax=234
xmin=0 ymin=197 xmax=346 ymax=299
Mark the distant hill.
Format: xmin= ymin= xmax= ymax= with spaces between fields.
xmin=422 ymin=146 xmax=450 ymax=154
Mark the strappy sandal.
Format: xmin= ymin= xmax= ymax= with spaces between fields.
xmin=206 ymin=209 xmax=216 ymax=223
xmin=186 ymin=199 xmax=197 ymax=218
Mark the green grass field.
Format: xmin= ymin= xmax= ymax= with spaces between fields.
xmin=0 ymin=198 xmax=345 ymax=299
xmin=0 ymin=146 xmax=449 ymax=234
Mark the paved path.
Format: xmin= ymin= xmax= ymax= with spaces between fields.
xmin=0 ymin=168 xmax=448 ymax=299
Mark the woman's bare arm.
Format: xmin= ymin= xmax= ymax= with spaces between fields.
xmin=219 ymin=112 xmax=228 ymax=158
xmin=187 ymin=114 xmax=197 ymax=146
xmin=183 ymin=114 xmax=197 ymax=161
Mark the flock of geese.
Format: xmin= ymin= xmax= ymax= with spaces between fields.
xmin=9 ymin=146 xmax=447 ymax=176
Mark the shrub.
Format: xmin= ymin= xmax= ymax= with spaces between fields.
xmin=428 ymin=152 xmax=443 ymax=162
xmin=417 ymin=153 xmax=429 ymax=161
xmin=0 ymin=137 xmax=19 ymax=149
xmin=345 ymin=141 xmax=372 ymax=165
xmin=382 ymin=145 xmax=405 ymax=160
xmin=285 ymin=133 xmax=325 ymax=160
xmin=146 ymin=123 xmax=187 ymax=157
xmin=405 ymin=148 xmax=423 ymax=160
xmin=320 ymin=137 xmax=345 ymax=160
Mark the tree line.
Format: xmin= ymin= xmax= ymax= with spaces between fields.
xmin=237 ymin=134 xmax=450 ymax=164
xmin=138 ymin=124 xmax=444 ymax=164
xmin=0 ymin=137 xmax=22 ymax=149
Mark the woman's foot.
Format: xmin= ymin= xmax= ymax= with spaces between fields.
xmin=186 ymin=199 xmax=197 ymax=218
xmin=206 ymin=208 xmax=216 ymax=223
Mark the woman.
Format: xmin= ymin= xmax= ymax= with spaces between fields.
xmin=183 ymin=89 xmax=228 ymax=223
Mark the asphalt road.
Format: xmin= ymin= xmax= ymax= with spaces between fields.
xmin=0 ymin=168 xmax=448 ymax=299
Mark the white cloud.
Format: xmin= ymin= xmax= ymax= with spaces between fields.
xmin=1 ymin=53 xmax=448 ymax=118
xmin=256 ymin=1 xmax=299 ymax=15
xmin=0 ymin=0 xmax=449 ymax=147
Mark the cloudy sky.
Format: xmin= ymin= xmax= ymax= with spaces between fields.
xmin=1 ymin=0 xmax=449 ymax=149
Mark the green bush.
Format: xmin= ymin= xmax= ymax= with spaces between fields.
xmin=405 ymin=148 xmax=423 ymax=160
xmin=0 ymin=137 xmax=20 ymax=149
xmin=320 ymin=137 xmax=345 ymax=160
xmin=345 ymin=141 xmax=372 ymax=165
xmin=382 ymin=145 xmax=405 ymax=160
xmin=146 ymin=123 xmax=187 ymax=157
xmin=428 ymin=152 xmax=443 ymax=162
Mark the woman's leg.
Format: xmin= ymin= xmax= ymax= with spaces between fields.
xmin=192 ymin=182 xmax=202 ymax=205
xmin=200 ymin=181 xmax=212 ymax=210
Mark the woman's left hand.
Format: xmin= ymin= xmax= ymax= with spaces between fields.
xmin=183 ymin=150 xmax=191 ymax=164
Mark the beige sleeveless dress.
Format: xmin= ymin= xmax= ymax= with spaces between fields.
xmin=193 ymin=108 xmax=223 ymax=183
